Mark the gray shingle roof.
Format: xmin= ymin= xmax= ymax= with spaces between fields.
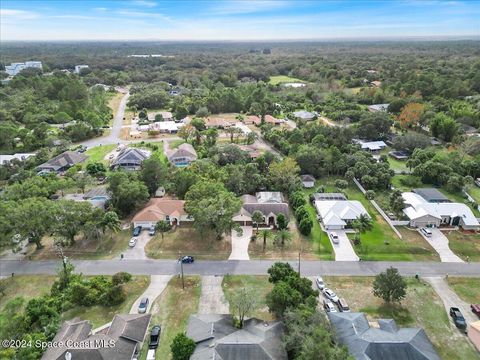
xmin=112 ymin=148 xmax=150 ymax=167
xmin=300 ymin=174 xmax=315 ymax=182
xmin=236 ymin=192 xmax=289 ymax=219
xmin=37 ymin=151 xmax=87 ymax=171
xmin=328 ymin=312 xmax=440 ymax=360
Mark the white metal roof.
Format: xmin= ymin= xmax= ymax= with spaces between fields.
xmin=314 ymin=200 xmax=370 ymax=225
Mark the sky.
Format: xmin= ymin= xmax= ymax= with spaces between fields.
xmin=1 ymin=0 xmax=479 ymax=41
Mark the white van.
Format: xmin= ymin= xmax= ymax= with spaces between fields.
xmin=420 ymin=227 xmax=432 ymax=237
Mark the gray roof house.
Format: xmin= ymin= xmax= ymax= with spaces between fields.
xmin=300 ymin=174 xmax=315 ymax=188
xmin=166 ymin=143 xmax=198 ymax=167
xmin=412 ymin=188 xmax=450 ymax=203
xmin=292 ymin=110 xmax=316 ymax=121
xmin=37 ymin=151 xmax=88 ymax=173
xmin=42 ymin=314 xmax=151 ymax=360
xmin=233 ymin=192 xmax=289 ymax=227
xmin=186 ymin=314 xmax=287 ymax=360
xmin=112 ymin=148 xmax=150 ymax=171
xmin=328 ymin=312 xmax=440 ymax=360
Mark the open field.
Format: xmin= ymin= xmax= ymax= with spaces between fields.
xmin=445 ymin=230 xmax=480 ymax=262
xmin=268 ymin=75 xmax=305 ymax=85
xmin=146 ymin=225 xmax=231 ymax=260
xmin=447 ymin=277 xmax=480 ymax=304
xmin=62 ymin=275 xmax=150 ymax=328
xmin=139 ymin=276 xmax=201 ymax=360
xmin=323 ymin=276 xmax=480 ymax=360
xmin=85 ymin=144 xmax=116 ymax=165
xmin=0 ymin=275 xmax=56 ymax=311
xmin=222 ymin=275 xmax=274 ymax=321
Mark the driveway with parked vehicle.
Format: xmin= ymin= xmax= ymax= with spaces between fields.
xmin=129 ymin=275 xmax=172 ymax=314
xmin=328 ymin=230 xmax=359 ymax=262
xmin=419 ymin=228 xmax=463 ymax=263
xmin=124 ymin=229 xmax=151 ymax=260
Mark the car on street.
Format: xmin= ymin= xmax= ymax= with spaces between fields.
xmin=129 ymin=237 xmax=137 ymax=247
xmin=316 ymin=277 xmax=326 ymax=290
xmin=420 ymin=227 xmax=432 ymax=237
xmin=338 ymin=298 xmax=350 ymax=312
xmin=329 ymin=232 xmax=339 ymax=244
xmin=471 ymin=304 xmax=480 ymax=317
xmin=138 ymin=297 xmax=149 ymax=314
xmin=323 ymin=288 xmax=339 ymax=303
xmin=323 ymin=299 xmax=337 ymax=313
xmin=133 ymin=226 xmax=142 ymax=237
xmin=180 ymin=255 xmax=194 ymax=263
xmin=149 ymin=325 xmax=161 ymax=349
xmin=449 ymin=307 xmax=467 ymax=330
xmin=148 ymin=226 xmax=156 ymax=236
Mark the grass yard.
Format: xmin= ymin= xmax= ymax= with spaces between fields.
xmin=85 ymin=144 xmax=116 ymax=165
xmin=445 ymin=230 xmax=480 ymax=262
xmin=466 ymin=185 xmax=480 ymax=204
xmin=28 ymin=229 xmax=131 ymax=260
xmin=138 ymin=276 xmax=201 ymax=360
xmin=268 ymin=75 xmax=305 ymax=85
xmin=324 ymin=276 xmax=480 ymax=360
xmin=146 ymin=225 xmax=231 ymax=260
xmin=379 ymin=149 xmax=409 ymax=172
xmin=0 ymin=275 xmax=56 ymax=311
xmin=62 ymin=275 xmax=150 ymax=328
xmin=222 ymin=275 xmax=274 ymax=321
xmin=131 ymin=141 xmax=167 ymax=164
xmin=447 ymin=277 xmax=480 ymax=304
xmin=107 ymin=92 xmax=124 ymax=123
xmin=169 ymin=139 xmax=185 ymax=149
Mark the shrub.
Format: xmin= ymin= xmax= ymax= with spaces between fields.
xmin=171 ymin=333 xmax=196 ymax=360
xmin=295 ymin=206 xmax=309 ymax=222
xmin=112 ymin=272 xmax=132 ymax=285
xmin=101 ymin=285 xmax=126 ymax=306
xmin=298 ymin=217 xmax=313 ymax=235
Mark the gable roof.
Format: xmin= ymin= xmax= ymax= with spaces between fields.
xmin=353 ymin=140 xmax=387 ymax=151
xmin=314 ymin=200 xmax=370 ymax=225
xmin=293 ymin=110 xmax=316 ymax=120
xmin=166 ymin=143 xmax=197 ymax=161
xmin=37 ymin=151 xmax=87 ymax=171
xmin=328 ymin=312 xmax=440 ymax=360
xmin=235 ymin=192 xmax=289 ymax=220
xmin=133 ymin=198 xmax=187 ymax=222
xmin=300 ymin=174 xmax=315 ymax=182
xmin=112 ymin=148 xmax=150 ymax=167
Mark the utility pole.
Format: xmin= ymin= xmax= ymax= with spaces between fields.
xmin=178 ymin=251 xmax=185 ymax=290
xmin=298 ymin=250 xmax=301 ymax=275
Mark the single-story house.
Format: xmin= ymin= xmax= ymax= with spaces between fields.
xmin=389 ymin=150 xmax=409 ymax=160
xmin=111 ymin=148 xmax=150 ymax=171
xmin=314 ymin=197 xmax=370 ymax=230
xmin=42 ymin=314 xmax=151 ymax=360
xmin=300 ymin=174 xmax=315 ymax=188
xmin=206 ymin=117 xmax=231 ymax=129
xmin=0 ymin=153 xmax=35 ymax=166
xmin=353 ymin=139 xmax=387 ymax=152
xmin=132 ymin=198 xmax=192 ymax=228
xmin=150 ymin=121 xmax=183 ymax=133
xmin=368 ymin=104 xmax=390 ymax=112
xmin=37 ymin=151 xmax=88 ymax=173
xmin=237 ymin=144 xmax=262 ymax=159
xmin=468 ymin=321 xmax=480 ymax=352
xmin=244 ymin=115 xmax=260 ymax=125
xmin=166 ymin=143 xmax=197 ymax=167
xmin=312 ymin=192 xmax=347 ymax=201
xmin=186 ymin=314 xmax=287 ymax=360
xmin=293 ymin=110 xmax=316 ymax=121
xmin=264 ymin=114 xmax=283 ymax=125
xmin=412 ymin=188 xmax=450 ymax=203
xmin=234 ymin=122 xmax=252 ymax=134
xmin=402 ymin=192 xmax=480 ymax=229
xmin=149 ymin=111 xmax=173 ymax=122
xmin=233 ymin=191 xmax=289 ymax=227
xmin=328 ymin=312 xmax=440 ymax=360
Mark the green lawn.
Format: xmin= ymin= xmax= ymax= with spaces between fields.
xmin=222 ymin=275 xmax=274 ymax=321
xmin=324 ymin=276 xmax=480 ymax=360
xmin=131 ymin=142 xmax=167 ymax=164
xmin=138 ymin=276 xmax=201 ymax=360
xmin=466 ymin=185 xmax=480 ymax=204
xmin=169 ymin=139 xmax=185 ymax=149
xmin=447 ymin=277 xmax=480 ymax=304
xmin=0 ymin=275 xmax=56 ymax=311
xmin=268 ymin=75 xmax=305 ymax=85
xmin=85 ymin=144 xmax=116 ymax=165
xmin=62 ymin=275 xmax=150 ymax=328
xmin=445 ymin=230 xmax=480 ymax=262
xmin=379 ymin=149 xmax=408 ymax=172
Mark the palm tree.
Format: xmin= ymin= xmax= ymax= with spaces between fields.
xmin=352 ymin=214 xmax=373 ymax=241
xmin=274 ymin=229 xmax=292 ymax=248
xmin=155 ymin=220 xmax=172 ymax=240
xmin=100 ymin=211 xmax=121 ymax=239
xmin=259 ymin=229 xmax=271 ymax=252
xmin=251 ymin=211 xmax=264 ymax=233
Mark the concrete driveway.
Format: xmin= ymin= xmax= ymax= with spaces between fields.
xmin=123 ymin=230 xmax=151 ymax=260
xmin=426 ymin=277 xmax=477 ymax=327
xmin=198 ymin=276 xmax=229 ymax=314
xmin=129 ymin=275 xmax=172 ymax=314
xmin=328 ymin=230 xmax=359 ymax=262
xmin=419 ymin=228 xmax=463 ymax=263
xmin=229 ymin=226 xmax=252 ymax=260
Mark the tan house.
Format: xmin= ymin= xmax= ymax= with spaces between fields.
xmin=132 ymin=198 xmax=193 ymax=228
xmin=244 ymin=115 xmax=260 ymax=125
xmin=469 ymin=321 xmax=480 ymax=352
xmin=206 ymin=117 xmax=231 ymax=129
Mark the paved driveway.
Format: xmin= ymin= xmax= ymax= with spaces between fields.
xmin=123 ymin=230 xmax=151 ymax=260
xmin=328 ymin=230 xmax=359 ymax=262
xmin=198 ymin=276 xmax=229 ymax=314
xmin=426 ymin=277 xmax=477 ymax=327
xmin=129 ymin=275 xmax=172 ymax=314
xmin=419 ymin=229 xmax=463 ymax=263
xmin=229 ymin=226 xmax=252 ymax=260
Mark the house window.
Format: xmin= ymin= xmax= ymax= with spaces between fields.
xmin=166 ymin=215 xmax=170 ymax=221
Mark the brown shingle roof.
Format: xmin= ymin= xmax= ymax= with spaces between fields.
xmin=133 ymin=198 xmax=187 ymax=222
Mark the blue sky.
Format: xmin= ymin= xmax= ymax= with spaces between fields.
xmin=1 ymin=0 xmax=479 ymax=41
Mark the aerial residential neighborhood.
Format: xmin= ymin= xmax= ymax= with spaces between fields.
xmin=1 ymin=1 xmax=480 ymax=360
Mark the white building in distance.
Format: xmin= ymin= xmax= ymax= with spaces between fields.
xmin=5 ymin=61 xmax=43 ymax=76
xmin=74 ymin=65 xmax=89 ymax=74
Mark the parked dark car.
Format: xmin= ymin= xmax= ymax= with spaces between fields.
xmin=449 ymin=307 xmax=467 ymax=330
xmin=472 ymin=304 xmax=480 ymax=317
xmin=133 ymin=226 xmax=142 ymax=237
xmin=180 ymin=255 xmax=194 ymax=263
xmin=138 ymin=297 xmax=149 ymax=314
xmin=338 ymin=298 xmax=350 ymax=312
xmin=149 ymin=325 xmax=161 ymax=349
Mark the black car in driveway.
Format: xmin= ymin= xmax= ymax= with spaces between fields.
xmin=149 ymin=325 xmax=161 ymax=349
xmin=132 ymin=226 xmax=142 ymax=237
xmin=180 ymin=255 xmax=194 ymax=263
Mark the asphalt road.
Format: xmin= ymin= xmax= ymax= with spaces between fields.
xmin=1 ymin=259 xmax=480 ymax=277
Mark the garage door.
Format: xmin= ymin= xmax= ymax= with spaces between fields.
xmin=134 ymin=221 xmax=154 ymax=228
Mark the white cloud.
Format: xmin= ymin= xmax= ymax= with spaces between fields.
xmin=209 ymin=0 xmax=291 ymax=15
xmin=132 ymin=0 xmax=157 ymax=7
xmin=116 ymin=10 xmax=170 ymax=20
xmin=0 ymin=9 xmax=39 ymax=20
xmin=93 ymin=7 xmax=108 ymax=12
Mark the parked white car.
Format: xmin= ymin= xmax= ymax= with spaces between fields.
xmin=323 ymin=299 xmax=337 ymax=313
xmin=329 ymin=232 xmax=339 ymax=244
xmin=129 ymin=237 xmax=138 ymax=247
xmin=420 ymin=227 xmax=432 ymax=237
xmin=323 ymin=288 xmax=339 ymax=303
xmin=316 ymin=277 xmax=326 ymax=290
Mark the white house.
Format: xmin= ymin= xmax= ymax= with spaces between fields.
xmin=314 ymin=198 xmax=370 ymax=230
xmin=166 ymin=143 xmax=197 ymax=166
xmin=150 ymin=121 xmax=184 ymax=133
xmin=368 ymin=104 xmax=389 ymax=112
xmin=5 ymin=61 xmax=42 ymax=76
xmin=353 ymin=139 xmax=387 ymax=152
xmin=74 ymin=65 xmax=89 ymax=74
xmin=293 ymin=110 xmax=316 ymax=121
xmin=0 ymin=153 xmax=35 ymax=166
xmin=402 ymin=192 xmax=480 ymax=229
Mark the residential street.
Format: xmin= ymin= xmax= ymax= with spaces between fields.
xmin=2 ymin=259 xmax=480 ymax=277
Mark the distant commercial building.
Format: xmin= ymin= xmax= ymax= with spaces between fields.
xmin=74 ymin=65 xmax=89 ymax=74
xmin=5 ymin=61 xmax=43 ymax=76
